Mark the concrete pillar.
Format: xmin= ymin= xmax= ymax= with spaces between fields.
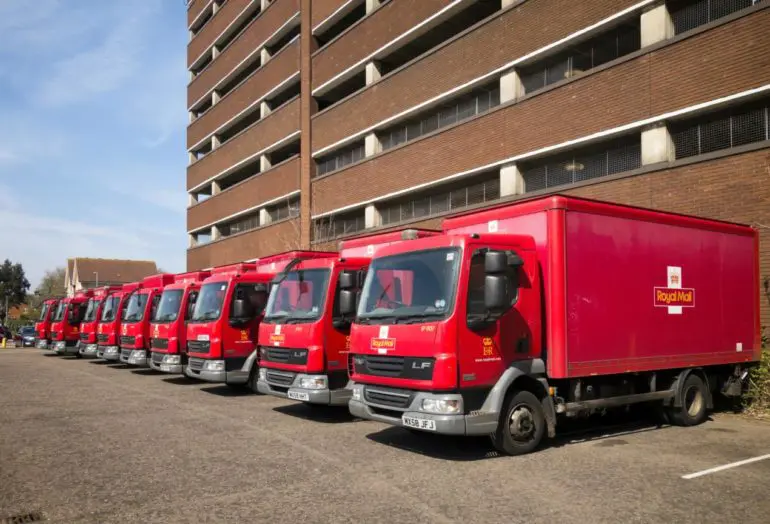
xmin=260 ymin=100 xmax=272 ymax=118
xmin=212 ymin=90 xmax=221 ymax=105
xmin=211 ymin=225 xmax=221 ymax=241
xmin=640 ymin=3 xmax=674 ymax=48
xmin=188 ymin=151 xmax=197 ymax=165
xmin=365 ymin=61 xmax=382 ymax=85
xmin=212 ymin=45 xmax=221 ymax=59
xmin=364 ymin=204 xmax=381 ymax=228
xmin=364 ymin=133 xmax=382 ymax=157
xmin=188 ymin=193 xmax=198 ymax=207
xmin=213 ymin=1 xmax=221 ymax=14
xmin=261 ymin=48 xmax=271 ymax=66
xmin=259 ymin=208 xmax=272 ymax=226
xmin=501 ymin=0 xmax=517 ymax=8
xmin=500 ymin=68 xmax=524 ymax=103
xmin=189 ymin=234 xmax=197 ymax=248
xmin=189 ymin=111 xmax=196 ymax=123
xmin=211 ymin=135 xmax=221 ymax=150
xmin=212 ymin=180 xmax=221 ymax=196
xmin=366 ymin=0 xmax=381 ymax=14
xmin=499 ymin=163 xmax=526 ymax=197
xmin=260 ymin=0 xmax=270 ymax=10
xmin=641 ymin=123 xmax=674 ymax=165
xmin=260 ymin=154 xmax=272 ymax=172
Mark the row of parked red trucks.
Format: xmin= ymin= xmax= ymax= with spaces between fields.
xmin=33 ymin=195 xmax=762 ymax=454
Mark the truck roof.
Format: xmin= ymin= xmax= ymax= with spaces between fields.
xmin=141 ymin=273 xmax=175 ymax=289
xmin=338 ymin=229 xmax=439 ymax=257
xmin=174 ymin=270 xmax=211 ymax=283
xmin=442 ymin=194 xmax=755 ymax=237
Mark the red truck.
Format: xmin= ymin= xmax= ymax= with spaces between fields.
xmin=184 ymin=252 xmax=332 ymax=389
xmin=78 ymin=286 xmax=123 ymax=358
xmin=256 ymin=230 xmax=438 ymax=406
xmin=119 ymin=273 xmax=176 ymax=367
xmin=346 ymin=195 xmax=760 ymax=455
xmin=148 ymin=270 xmax=211 ymax=374
xmin=51 ymin=290 xmax=94 ymax=355
xmin=35 ymin=297 xmax=60 ymax=349
xmin=97 ymin=283 xmax=141 ymax=361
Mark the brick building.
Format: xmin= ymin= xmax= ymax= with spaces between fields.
xmin=185 ymin=0 xmax=770 ymax=327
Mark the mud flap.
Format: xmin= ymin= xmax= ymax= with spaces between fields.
xmin=542 ymin=396 xmax=557 ymax=438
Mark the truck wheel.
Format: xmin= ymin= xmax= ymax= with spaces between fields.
xmin=247 ymin=365 xmax=261 ymax=395
xmin=491 ymin=390 xmax=545 ymax=456
xmin=667 ymin=374 xmax=708 ymax=427
xmin=74 ymin=351 xmax=83 ymax=359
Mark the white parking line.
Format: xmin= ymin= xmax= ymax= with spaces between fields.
xmin=682 ymin=454 xmax=770 ymax=479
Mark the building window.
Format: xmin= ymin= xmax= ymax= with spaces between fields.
xmin=520 ymin=136 xmax=642 ymax=193
xmin=313 ymin=211 xmax=366 ymax=242
xmin=519 ymin=20 xmax=640 ymax=95
xmin=222 ymin=213 xmax=260 ymax=238
xmin=379 ymin=83 xmax=501 ymax=151
xmin=379 ymin=174 xmax=501 ymax=226
xmin=668 ymin=0 xmax=765 ymax=35
xmin=195 ymin=232 xmax=212 ymax=245
xmin=316 ymin=141 xmax=365 ymax=176
xmin=671 ymin=100 xmax=769 ymax=159
xmin=267 ymin=196 xmax=300 ymax=222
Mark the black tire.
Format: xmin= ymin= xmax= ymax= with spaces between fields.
xmin=247 ymin=365 xmax=261 ymax=394
xmin=667 ymin=373 xmax=708 ymax=427
xmin=74 ymin=351 xmax=83 ymax=359
xmin=490 ymin=390 xmax=546 ymax=456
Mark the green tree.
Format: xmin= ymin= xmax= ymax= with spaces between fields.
xmin=30 ymin=267 xmax=67 ymax=307
xmin=0 ymin=259 xmax=31 ymax=322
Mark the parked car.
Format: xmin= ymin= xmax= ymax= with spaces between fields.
xmin=18 ymin=326 xmax=37 ymax=347
xmin=0 ymin=326 xmax=13 ymax=342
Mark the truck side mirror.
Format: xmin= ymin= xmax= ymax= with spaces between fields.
xmin=231 ymin=298 xmax=254 ymax=320
xmin=483 ymin=250 xmax=524 ymax=314
xmin=484 ymin=275 xmax=511 ymax=312
xmin=67 ymin=309 xmax=77 ymax=325
xmin=339 ymin=289 xmax=358 ymax=317
xmin=186 ymin=296 xmax=197 ymax=320
xmin=339 ymin=271 xmax=356 ymax=290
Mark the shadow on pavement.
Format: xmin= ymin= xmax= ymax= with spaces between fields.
xmin=88 ymin=360 xmax=112 ymax=365
xmin=41 ymin=353 xmax=62 ymax=357
xmin=199 ymin=385 xmax=253 ymax=397
xmin=162 ymin=376 xmax=201 ymax=385
xmin=130 ymin=369 xmax=163 ymax=376
xmin=366 ymin=427 xmax=499 ymax=462
xmin=273 ymin=403 xmax=359 ymax=424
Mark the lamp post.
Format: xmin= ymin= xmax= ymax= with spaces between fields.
xmin=94 ymin=272 xmax=99 ymax=288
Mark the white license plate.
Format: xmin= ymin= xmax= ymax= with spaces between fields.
xmin=402 ymin=415 xmax=436 ymax=431
xmin=288 ymin=391 xmax=310 ymax=401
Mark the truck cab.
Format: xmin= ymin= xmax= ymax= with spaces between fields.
xmin=256 ymin=230 xmax=438 ymax=406
xmin=120 ymin=274 xmax=176 ymax=367
xmin=52 ymin=290 xmax=95 ymax=355
xmin=185 ymin=252 xmax=332 ymax=389
xmin=78 ymin=286 xmax=122 ymax=358
xmin=148 ymin=271 xmax=211 ymax=373
xmin=35 ymin=298 xmax=60 ymax=349
xmin=97 ymin=283 xmax=141 ymax=361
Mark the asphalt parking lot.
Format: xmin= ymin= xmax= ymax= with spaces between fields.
xmin=1 ymin=349 xmax=769 ymax=523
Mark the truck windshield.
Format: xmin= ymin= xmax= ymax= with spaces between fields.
xmin=153 ymin=289 xmax=184 ymax=322
xmin=264 ymin=269 xmax=330 ymax=323
xmin=100 ymin=296 xmax=120 ymax=321
xmin=39 ymin=303 xmax=51 ymax=321
xmin=123 ymin=292 xmax=148 ymax=322
xmin=82 ymin=299 xmax=101 ymax=322
xmin=191 ymin=282 xmax=228 ymax=322
xmin=358 ymin=248 xmax=461 ymax=324
xmin=52 ymin=301 xmax=67 ymax=322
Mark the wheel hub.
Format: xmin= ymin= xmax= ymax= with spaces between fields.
xmin=509 ymin=405 xmax=535 ymax=441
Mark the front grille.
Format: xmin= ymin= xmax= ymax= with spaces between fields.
xmin=151 ymin=352 xmax=165 ymax=363
xmin=120 ymin=335 xmax=136 ymax=346
xmin=80 ymin=333 xmax=89 ymax=341
xmin=97 ymin=334 xmax=109 ymax=343
xmin=266 ymin=369 xmax=296 ymax=386
xmin=188 ymin=358 xmax=205 ymax=371
xmin=261 ymin=347 xmax=308 ymax=365
xmin=364 ymin=386 xmax=414 ymax=409
xmin=352 ymin=354 xmax=435 ymax=380
xmin=187 ymin=340 xmax=210 ymax=354
xmin=120 ymin=348 xmax=132 ymax=360
xmin=151 ymin=338 xmax=169 ymax=350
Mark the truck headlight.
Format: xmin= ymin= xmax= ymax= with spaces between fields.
xmin=163 ymin=354 xmax=181 ymax=365
xmin=351 ymin=385 xmax=362 ymax=401
xmin=132 ymin=350 xmax=146 ymax=358
xmin=258 ymin=368 xmax=266 ymax=380
xmin=204 ymin=360 xmax=225 ymax=371
xmin=105 ymin=346 xmax=118 ymax=354
xmin=299 ymin=376 xmax=327 ymax=390
xmin=421 ymin=398 xmax=462 ymax=414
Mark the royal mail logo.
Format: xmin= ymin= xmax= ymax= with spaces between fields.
xmin=269 ymin=333 xmax=285 ymax=345
xmin=371 ymin=338 xmax=396 ymax=352
xmin=654 ymin=266 xmax=694 ymax=314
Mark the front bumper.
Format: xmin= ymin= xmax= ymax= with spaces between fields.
xmin=52 ymin=340 xmax=79 ymax=355
xmin=184 ymin=357 xmax=248 ymax=384
xmin=348 ymin=384 xmax=498 ymax=436
xmin=148 ymin=351 xmax=183 ymax=374
xmin=120 ymin=348 xmax=149 ymax=367
xmin=79 ymin=343 xmax=99 ymax=357
xmin=35 ymin=338 xmax=49 ymax=349
xmin=257 ymin=370 xmax=352 ymax=406
xmin=22 ymin=338 xmax=36 ymax=347
xmin=99 ymin=345 xmax=120 ymax=360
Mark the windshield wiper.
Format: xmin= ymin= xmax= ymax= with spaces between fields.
xmin=393 ymin=312 xmax=446 ymax=324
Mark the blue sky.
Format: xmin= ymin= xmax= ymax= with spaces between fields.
xmin=0 ymin=0 xmax=188 ymax=287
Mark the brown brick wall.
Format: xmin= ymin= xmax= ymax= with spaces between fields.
xmin=188 ymin=218 xmax=302 ymax=269
xmin=188 ymin=0 xmax=252 ymax=68
xmin=188 ymin=41 xmax=300 ymax=149
xmin=564 ymin=149 xmax=770 ymax=329
xmin=187 ymin=157 xmax=300 ymax=231
xmin=310 ymin=12 xmax=770 ymax=214
xmin=188 ymin=0 xmax=300 ymax=108
xmin=188 ymin=98 xmax=300 ymax=190
xmin=311 ymin=0 xmax=453 ymax=91
xmin=312 ymin=0 xmax=641 ymax=151
xmin=311 ymin=0 xmax=351 ymax=28
xmin=188 ymin=0 xmax=212 ymax=28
